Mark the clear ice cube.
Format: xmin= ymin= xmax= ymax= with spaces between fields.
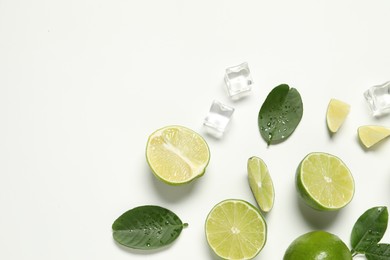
xmin=224 ymin=62 xmax=253 ymax=100
xmin=364 ymin=81 xmax=390 ymax=116
xmin=203 ymin=100 xmax=235 ymax=138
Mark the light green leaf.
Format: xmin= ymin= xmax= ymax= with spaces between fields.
xmin=351 ymin=206 xmax=388 ymax=254
xmin=366 ymin=244 xmax=390 ymax=260
xmin=258 ymin=84 xmax=303 ymax=145
xmin=112 ymin=205 xmax=188 ymax=250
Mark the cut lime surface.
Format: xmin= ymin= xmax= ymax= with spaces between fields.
xmin=326 ymin=98 xmax=350 ymax=133
xmin=146 ymin=125 xmax=210 ymax=185
xmin=296 ymin=152 xmax=354 ymax=211
xmin=358 ymin=125 xmax=390 ymax=148
xmin=247 ymin=156 xmax=275 ymax=212
xmin=205 ymin=199 xmax=267 ymax=260
xmin=284 ymin=231 xmax=352 ymax=260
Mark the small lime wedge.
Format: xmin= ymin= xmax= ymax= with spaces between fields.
xmin=296 ymin=152 xmax=354 ymax=211
xmin=146 ymin=125 xmax=210 ymax=185
xmin=205 ymin=199 xmax=267 ymax=260
xmin=247 ymin=156 xmax=275 ymax=212
xmin=358 ymin=125 xmax=390 ymax=148
xmin=326 ymin=98 xmax=350 ymax=133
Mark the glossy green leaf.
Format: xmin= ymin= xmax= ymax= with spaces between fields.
xmin=258 ymin=84 xmax=303 ymax=145
xmin=112 ymin=205 xmax=188 ymax=250
xmin=351 ymin=206 xmax=388 ymax=254
xmin=366 ymin=244 xmax=390 ymax=260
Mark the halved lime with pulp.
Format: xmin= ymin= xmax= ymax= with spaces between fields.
xmin=205 ymin=199 xmax=267 ymax=260
xmin=296 ymin=152 xmax=354 ymax=211
xmin=146 ymin=125 xmax=210 ymax=185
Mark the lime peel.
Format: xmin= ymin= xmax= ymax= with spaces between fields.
xmin=284 ymin=231 xmax=352 ymax=259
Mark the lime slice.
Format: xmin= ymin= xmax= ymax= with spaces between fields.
xmin=205 ymin=199 xmax=267 ymax=260
xmin=326 ymin=98 xmax=350 ymax=133
xmin=358 ymin=125 xmax=390 ymax=148
xmin=247 ymin=156 xmax=275 ymax=212
xmin=146 ymin=125 xmax=210 ymax=185
xmin=296 ymin=152 xmax=354 ymax=211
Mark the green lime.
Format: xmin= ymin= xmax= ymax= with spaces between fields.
xmin=284 ymin=230 xmax=352 ymax=260
xmin=205 ymin=199 xmax=267 ymax=260
xmin=247 ymin=156 xmax=275 ymax=212
xmin=296 ymin=152 xmax=354 ymax=211
xmin=146 ymin=125 xmax=210 ymax=185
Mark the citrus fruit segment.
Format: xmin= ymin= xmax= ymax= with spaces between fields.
xmin=296 ymin=152 xmax=354 ymax=211
xmin=146 ymin=125 xmax=210 ymax=185
xmin=205 ymin=199 xmax=267 ymax=260
xmin=358 ymin=125 xmax=390 ymax=148
xmin=284 ymin=231 xmax=352 ymax=260
xmin=247 ymin=156 xmax=275 ymax=212
xmin=326 ymin=98 xmax=350 ymax=133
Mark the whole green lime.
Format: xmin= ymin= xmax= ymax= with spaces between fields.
xmin=284 ymin=231 xmax=352 ymax=260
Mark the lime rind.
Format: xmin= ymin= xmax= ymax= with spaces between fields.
xmin=247 ymin=156 xmax=275 ymax=212
xmin=284 ymin=231 xmax=352 ymax=259
xmin=205 ymin=199 xmax=267 ymax=260
xmin=296 ymin=152 xmax=354 ymax=211
xmin=146 ymin=125 xmax=210 ymax=185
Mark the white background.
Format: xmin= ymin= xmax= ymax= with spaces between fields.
xmin=1 ymin=0 xmax=390 ymax=259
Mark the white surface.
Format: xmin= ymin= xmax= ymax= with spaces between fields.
xmin=1 ymin=0 xmax=390 ymax=259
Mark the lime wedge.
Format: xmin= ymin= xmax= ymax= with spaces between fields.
xmin=326 ymin=98 xmax=350 ymax=133
xmin=146 ymin=125 xmax=210 ymax=185
xmin=247 ymin=157 xmax=275 ymax=212
xmin=205 ymin=199 xmax=267 ymax=260
xmin=358 ymin=125 xmax=390 ymax=148
xmin=296 ymin=152 xmax=354 ymax=211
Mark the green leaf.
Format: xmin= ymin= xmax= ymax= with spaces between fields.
xmin=366 ymin=244 xmax=390 ymax=260
xmin=258 ymin=84 xmax=303 ymax=145
xmin=112 ymin=205 xmax=188 ymax=250
xmin=351 ymin=206 xmax=388 ymax=254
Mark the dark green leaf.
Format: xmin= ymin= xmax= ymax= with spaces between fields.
xmin=112 ymin=205 xmax=188 ymax=250
xmin=258 ymin=84 xmax=303 ymax=145
xmin=351 ymin=206 xmax=388 ymax=254
xmin=366 ymin=244 xmax=390 ymax=260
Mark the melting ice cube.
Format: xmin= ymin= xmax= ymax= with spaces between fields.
xmin=203 ymin=100 xmax=235 ymax=138
xmin=364 ymin=81 xmax=390 ymax=116
xmin=224 ymin=62 xmax=253 ymax=100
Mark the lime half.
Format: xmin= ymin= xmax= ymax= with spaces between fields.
xmin=358 ymin=125 xmax=390 ymax=148
xmin=326 ymin=98 xmax=350 ymax=133
xmin=146 ymin=125 xmax=210 ymax=185
xmin=296 ymin=152 xmax=354 ymax=211
xmin=247 ymin=156 xmax=275 ymax=212
xmin=205 ymin=199 xmax=267 ymax=260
